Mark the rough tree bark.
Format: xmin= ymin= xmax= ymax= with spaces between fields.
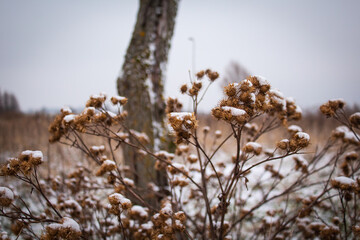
xmin=117 ymin=0 xmax=178 ymax=202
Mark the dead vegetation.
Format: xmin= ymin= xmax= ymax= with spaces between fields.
xmin=0 ymin=73 xmax=359 ymax=239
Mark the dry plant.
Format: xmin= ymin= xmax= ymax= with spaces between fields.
xmin=0 ymin=71 xmax=360 ymax=240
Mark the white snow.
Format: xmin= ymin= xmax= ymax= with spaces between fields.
xmin=330 ymin=98 xmax=345 ymax=103
xmin=21 ymin=150 xmax=32 ymax=156
xmin=32 ymin=151 xmax=43 ymax=160
xmin=178 ymin=145 xmax=189 ymax=152
xmin=169 ymin=112 xmax=193 ymax=120
xmin=62 ymin=217 xmax=81 ymax=232
xmin=48 ymin=217 xmax=81 ymax=233
xmin=286 ymin=97 xmax=295 ymax=104
xmin=63 ymin=114 xmax=76 ymax=123
xmin=221 ymin=106 xmax=246 ymax=116
xmin=109 ymin=193 xmax=131 ymax=206
xmin=21 ymin=150 xmax=44 ymax=162
xmin=175 ymin=219 xmax=183 ymax=228
xmin=165 ymin=218 xmax=172 ymax=226
xmin=203 ymin=126 xmax=210 ymax=132
xmin=156 ymin=150 xmax=175 ymax=159
xmin=112 ymin=95 xmax=126 ymax=101
xmin=106 ymin=110 xmax=117 ymax=118
xmin=141 ymin=221 xmax=153 ymax=230
xmin=333 ymin=176 xmax=356 ymax=185
xmin=64 ymin=199 xmax=82 ymax=212
xmin=350 ymin=112 xmax=360 ymax=119
xmin=171 ymin=163 xmax=189 ymax=174
xmin=295 ymin=105 xmax=302 ymax=114
xmin=103 ymin=160 xmax=116 ymax=167
xmin=255 ymin=76 xmax=269 ymax=86
xmin=245 ymin=142 xmax=262 ymax=150
xmin=160 ymin=202 xmax=173 ymax=216
xmin=334 ymin=126 xmax=357 ymax=142
xmin=61 ymin=107 xmax=72 ymax=114
xmin=131 ymin=205 xmax=148 ymax=218
xmin=188 ymin=154 xmax=198 ymax=161
xmin=90 ymin=93 xmax=106 ymax=100
xmin=288 ymin=125 xmax=302 ymax=133
xmin=241 ymin=79 xmax=253 ymax=87
xmin=83 ymin=107 xmax=95 ymax=115
xmin=250 ymin=93 xmax=256 ymax=103
xmin=215 ymin=130 xmax=222 ymax=136
xmin=123 ymin=178 xmax=134 ymax=187
xmin=91 ymin=145 xmax=105 ymax=152
xmin=295 ymin=132 xmax=310 ymax=141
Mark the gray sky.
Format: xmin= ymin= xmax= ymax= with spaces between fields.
xmin=1 ymin=0 xmax=360 ymax=112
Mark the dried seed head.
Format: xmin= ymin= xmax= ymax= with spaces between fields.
xmin=345 ymin=151 xmax=358 ymax=161
xmin=224 ymin=84 xmax=237 ymax=97
xmin=187 ymin=154 xmax=198 ymax=163
xmin=243 ymin=142 xmax=262 ymax=155
xmin=289 ymin=132 xmax=310 ymax=151
xmin=331 ymin=176 xmax=356 ymax=191
xmin=320 ymin=99 xmax=345 ymax=117
xmin=196 ymin=70 xmax=205 ymax=79
xmin=215 ymin=130 xmax=222 ymax=138
xmin=350 ymin=112 xmax=360 ymax=127
xmin=180 ymin=84 xmax=188 ymax=94
xmin=205 ymin=69 xmax=219 ymax=81
xmin=0 ymin=187 xmax=14 ymax=207
xmin=108 ymin=193 xmax=132 ymax=210
xmin=277 ymin=139 xmax=289 ymax=150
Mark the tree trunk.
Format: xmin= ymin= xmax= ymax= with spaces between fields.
xmin=117 ymin=0 xmax=178 ymax=205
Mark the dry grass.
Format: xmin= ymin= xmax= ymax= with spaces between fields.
xmin=0 ymin=109 xmax=349 ymax=166
xmin=0 ymin=112 xmax=116 ymax=177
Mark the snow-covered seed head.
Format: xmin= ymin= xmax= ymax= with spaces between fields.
xmin=214 ymin=75 xmax=302 ymax=127
xmin=1 ymin=158 xmax=20 ymax=176
xmin=243 ymin=142 xmax=262 ymax=155
xmin=345 ymin=151 xmax=358 ymax=162
xmin=110 ymin=96 xmax=127 ymax=105
xmin=108 ymin=193 xmax=132 ymax=210
xmin=277 ymin=139 xmax=289 ymax=150
xmin=224 ymin=83 xmax=237 ymax=97
xmin=212 ymin=106 xmax=249 ymax=125
xmin=43 ymin=217 xmax=81 ymax=240
xmin=353 ymin=225 xmax=360 ymax=237
xmin=129 ymin=205 xmax=149 ymax=220
xmin=168 ymin=112 xmax=197 ymax=143
xmin=86 ymin=93 xmax=106 ymax=108
xmin=174 ymin=211 xmax=186 ymax=223
xmin=289 ymin=132 xmax=310 ymax=150
xmin=0 ymin=187 xmax=14 ymax=207
xmin=90 ymin=145 xmax=105 ymax=156
xmin=202 ymin=126 xmax=210 ymax=134
xmin=249 ymin=76 xmax=270 ymax=93
xmin=350 ymin=112 xmax=360 ymax=127
xmin=287 ymin=125 xmax=302 ymax=135
xmin=187 ymin=154 xmax=198 ymax=163
xmin=331 ymin=176 xmax=356 ymax=191
xmin=96 ymin=160 xmax=116 ymax=176
xmin=320 ymin=99 xmax=345 ymax=117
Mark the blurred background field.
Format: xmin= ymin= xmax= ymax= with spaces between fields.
xmin=1 ymin=104 xmax=358 ymax=174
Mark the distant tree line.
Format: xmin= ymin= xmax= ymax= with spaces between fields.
xmin=0 ymin=89 xmax=20 ymax=114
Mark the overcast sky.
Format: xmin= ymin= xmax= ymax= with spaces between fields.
xmin=1 ymin=0 xmax=360 ymax=112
